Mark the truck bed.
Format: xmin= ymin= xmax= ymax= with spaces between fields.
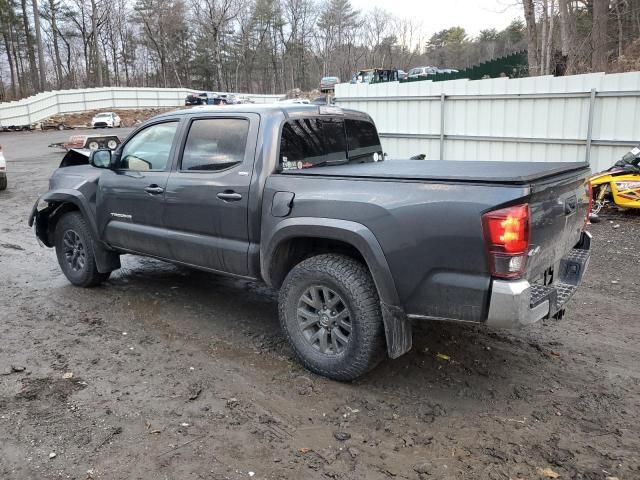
xmin=269 ymin=157 xmax=591 ymax=323
xmin=281 ymin=160 xmax=589 ymax=185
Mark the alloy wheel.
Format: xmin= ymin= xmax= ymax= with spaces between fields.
xmin=297 ymin=285 xmax=352 ymax=355
xmin=62 ymin=229 xmax=86 ymax=272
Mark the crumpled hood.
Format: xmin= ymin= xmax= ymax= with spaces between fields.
xmin=49 ymin=164 xmax=101 ymax=191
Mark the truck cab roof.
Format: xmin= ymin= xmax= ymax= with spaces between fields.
xmin=156 ymin=104 xmax=372 ymax=122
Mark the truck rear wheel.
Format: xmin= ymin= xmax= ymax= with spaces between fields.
xmin=54 ymin=212 xmax=110 ymax=287
xmin=278 ymin=254 xmax=385 ymax=381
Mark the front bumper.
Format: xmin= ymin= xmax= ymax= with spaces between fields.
xmin=486 ymin=231 xmax=592 ymax=328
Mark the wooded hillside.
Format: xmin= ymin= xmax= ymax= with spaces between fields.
xmin=1 ymin=0 xmax=638 ymax=100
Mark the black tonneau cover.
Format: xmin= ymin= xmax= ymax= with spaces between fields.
xmin=281 ymin=160 xmax=589 ymax=185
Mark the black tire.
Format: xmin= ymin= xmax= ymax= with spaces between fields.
xmin=0 ymin=176 xmax=6 ymax=191
xmin=54 ymin=212 xmax=110 ymax=287
xmin=279 ymin=254 xmax=385 ymax=381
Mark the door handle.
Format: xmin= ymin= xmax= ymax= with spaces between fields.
xmin=217 ymin=191 xmax=242 ymax=201
xmin=144 ymin=185 xmax=164 ymax=194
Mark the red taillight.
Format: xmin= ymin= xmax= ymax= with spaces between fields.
xmin=482 ymin=204 xmax=530 ymax=279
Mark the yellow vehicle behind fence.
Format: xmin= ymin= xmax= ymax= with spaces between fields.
xmin=590 ymin=146 xmax=640 ymax=214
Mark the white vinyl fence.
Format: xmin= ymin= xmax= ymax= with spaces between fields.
xmin=335 ymin=71 xmax=640 ymax=173
xmin=0 ymin=87 xmax=284 ymax=128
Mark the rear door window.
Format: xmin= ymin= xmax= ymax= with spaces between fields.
xmin=279 ymin=118 xmax=347 ymax=169
xmin=181 ymin=118 xmax=249 ymax=171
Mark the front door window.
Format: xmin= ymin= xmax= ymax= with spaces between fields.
xmin=120 ymin=122 xmax=178 ymax=171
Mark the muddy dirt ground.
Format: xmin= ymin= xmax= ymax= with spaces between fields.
xmin=0 ymin=130 xmax=639 ymax=480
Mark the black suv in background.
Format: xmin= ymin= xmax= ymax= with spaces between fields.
xmin=185 ymin=92 xmax=233 ymax=106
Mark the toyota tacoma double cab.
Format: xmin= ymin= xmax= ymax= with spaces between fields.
xmin=29 ymin=104 xmax=592 ymax=380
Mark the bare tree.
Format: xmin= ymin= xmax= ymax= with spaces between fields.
xmin=32 ymin=0 xmax=47 ymax=88
xmin=591 ymin=0 xmax=609 ymax=72
xmin=522 ymin=0 xmax=540 ymax=76
xmin=43 ymin=0 xmax=64 ymax=87
xmin=4 ymin=0 xmax=640 ymax=100
xmin=20 ymin=0 xmax=41 ymax=90
xmin=194 ymin=0 xmax=243 ymax=90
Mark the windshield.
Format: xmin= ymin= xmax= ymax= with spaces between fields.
xmin=279 ymin=117 xmax=383 ymax=171
xmin=95 ymin=113 xmax=112 ymax=118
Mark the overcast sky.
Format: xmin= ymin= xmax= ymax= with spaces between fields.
xmin=349 ymin=0 xmax=522 ymax=39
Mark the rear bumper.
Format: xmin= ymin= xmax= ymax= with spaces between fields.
xmin=486 ymin=231 xmax=592 ymax=328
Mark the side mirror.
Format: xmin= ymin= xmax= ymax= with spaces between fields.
xmin=90 ymin=149 xmax=112 ymax=169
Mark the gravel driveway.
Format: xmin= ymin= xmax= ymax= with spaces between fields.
xmin=1 ymin=129 xmax=639 ymax=479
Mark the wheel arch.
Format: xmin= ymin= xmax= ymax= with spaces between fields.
xmin=262 ymin=218 xmax=412 ymax=359
xmin=29 ymin=190 xmax=97 ymax=247
xmin=262 ymin=218 xmax=400 ymax=306
xmin=29 ymin=190 xmax=120 ymax=273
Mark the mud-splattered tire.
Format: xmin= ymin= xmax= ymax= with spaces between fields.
xmin=0 ymin=176 xmax=6 ymax=191
xmin=54 ymin=212 xmax=110 ymax=287
xmin=279 ymin=254 xmax=385 ymax=381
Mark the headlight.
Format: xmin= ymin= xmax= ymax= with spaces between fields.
xmin=36 ymin=199 xmax=49 ymax=211
xmin=615 ymin=181 xmax=640 ymax=191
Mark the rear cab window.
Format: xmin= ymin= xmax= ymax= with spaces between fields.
xmin=279 ymin=115 xmax=383 ymax=171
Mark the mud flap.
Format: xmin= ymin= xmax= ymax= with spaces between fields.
xmin=381 ymin=302 xmax=412 ymax=359
xmin=94 ymin=243 xmax=121 ymax=273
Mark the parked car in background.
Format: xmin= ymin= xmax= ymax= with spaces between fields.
xmin=235 ymin=95 xmax=255 ymax=104
xmin=320 ymin=76 xmax=340 ymax=91
xmin=0 ymin=145 xmax=6 ymax=190
xmin=91 ymin=112 xmax=121 ymax=129
xmin=408 ymin=66 xmax=438 ymax=79
xmin=39 ymin=119 xmax=72 ymax=131
xmin=437 ymin=68 xmax=459 ymax=74
xmin=185 ymin=92 xmax=208 ymax=105
xmin=212 ymin=96 xmax=230 ymax=106
xmin=320 ymin=76 xmax=340 ymax=93
xmin=398 ymin=70 xmax=408 ymax=81
xmin=185 ymin=92 xmax=229 ymax=106
xmin=351 ymin=69 xmax=400 ymax=84
xmin=223 ymin=94 xmax=240 ymax=104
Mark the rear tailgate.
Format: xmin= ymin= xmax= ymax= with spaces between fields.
xmin=525 ymin=167 xmax=591 ymax=282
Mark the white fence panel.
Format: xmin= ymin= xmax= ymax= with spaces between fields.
xmin=335 ymin=71 xmax=640 ymax=172
xmin=0 ymin=87 xmax=284 ymax=127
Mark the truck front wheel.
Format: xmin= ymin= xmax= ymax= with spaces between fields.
xmin=278 ymin=254 xmax=385 ymax=381
xmin=54 ymin=212 xmax=110 ymax=287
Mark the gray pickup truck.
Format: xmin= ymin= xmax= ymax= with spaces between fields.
xmin=29 ymin=104 xmax=592 ymax=380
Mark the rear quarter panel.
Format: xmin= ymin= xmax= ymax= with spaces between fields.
xmin=263 ymin=174 xmax=529 ymax=322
